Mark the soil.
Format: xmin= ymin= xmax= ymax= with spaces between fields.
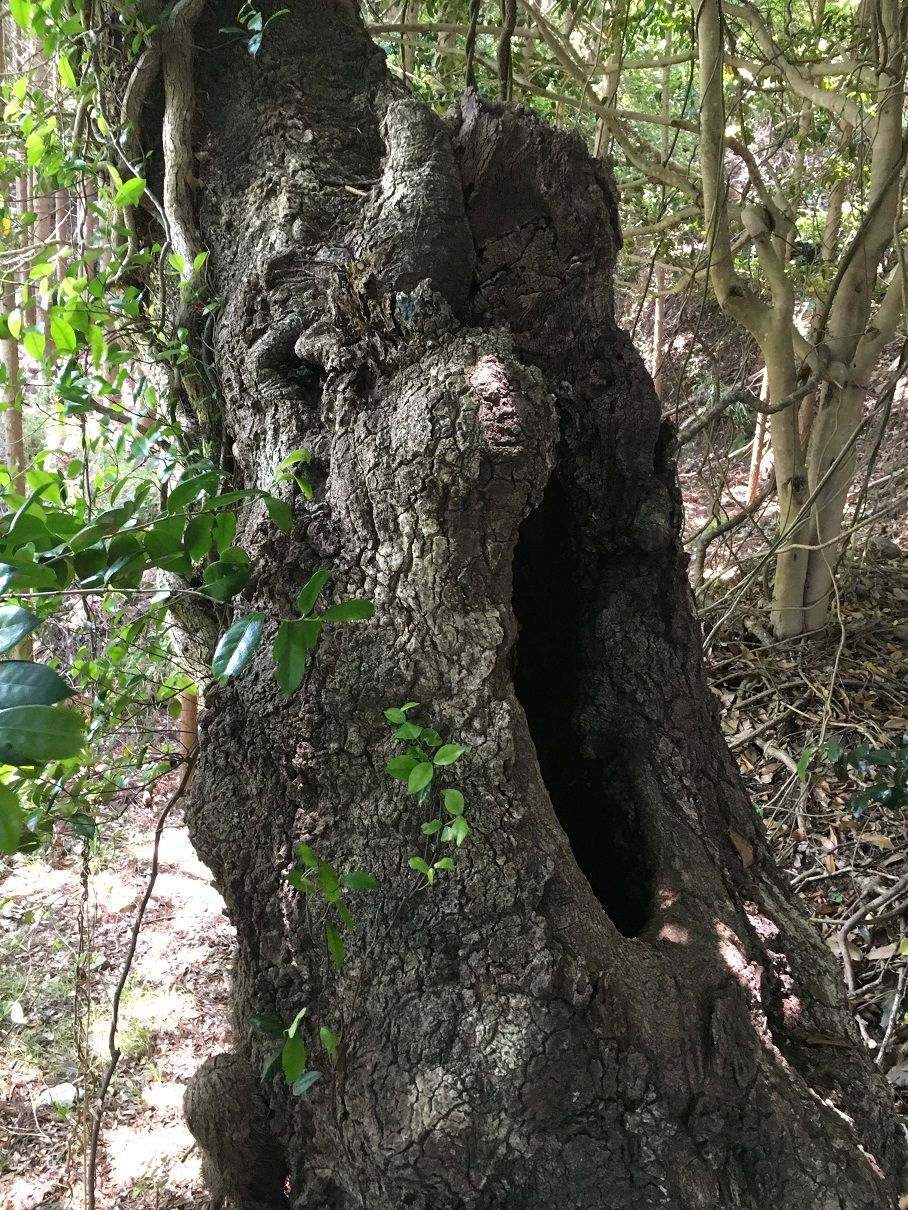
xmin=0 ymin=795 xmax=232 ymax=1209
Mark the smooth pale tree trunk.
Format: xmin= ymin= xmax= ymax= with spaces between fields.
xmin=168 ymin=4 xmax=906 ymax=1207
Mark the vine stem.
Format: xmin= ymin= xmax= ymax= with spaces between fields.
xmin=85 ymin=748 xmax=198 ymax=1210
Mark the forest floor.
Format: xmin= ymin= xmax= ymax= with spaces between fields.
xmin=0 ymin=802 xmax=232 ymax=1209
xmin=1 ymin=385 xmax=907 ymax=1207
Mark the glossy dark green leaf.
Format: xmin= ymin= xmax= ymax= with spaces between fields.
xmin=211 ymin=511 xmax=237 ymax=555
xmin=0 ymin=565 xmax=19 ymax=593
xmin=68 ymin=812 xmax=96 ymax=839
xmin=0 ymin=705 xmax=84 ymax=765
xmin=251 ymin=1014 xmax=286 ymax=1037
xmin=184 ymin=513 xmax=214 ymax=561
xmin=260 ymin=1049 xmax=283 ymax=1083
xmin=297 ymin=570 xmax=333 ymax=618
xmin=0 ymin=606 xmax=40 ymax=656
xmin=167 ymin=470 xmax=221 ymax=513
xmin=273 ymin=619 xmax=320 ymax=696
xmin=0 ymin=662 xmax=74 ymax=709
xmin=212 ymin=614 xmax=265 ymax=684
xmin=200 ymin=557 xmax=251 ymax=602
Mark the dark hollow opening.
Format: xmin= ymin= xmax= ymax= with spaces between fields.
xmin=511 ymin=472 xmax=653 ymax=937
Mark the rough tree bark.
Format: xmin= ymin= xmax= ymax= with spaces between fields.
xmin=144 ymin=3 xmax=908 ymax=1206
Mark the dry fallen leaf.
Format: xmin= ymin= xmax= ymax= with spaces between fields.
xmin=827 ymin=936 xmax=862 ymax=961
xmin=729 ymin=829 xmax=754 ymax=869
xmin=866 ymin=942 xmax=898 ymax=961
xmin=860 ymin=834 xmax=894 ymax=850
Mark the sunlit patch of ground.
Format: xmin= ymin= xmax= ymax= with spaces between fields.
xmin=0 ymin=799 xmax=233 ymax=1209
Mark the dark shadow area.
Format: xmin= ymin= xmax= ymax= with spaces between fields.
xmin=512 ymin=472 xmax=653 ymax=937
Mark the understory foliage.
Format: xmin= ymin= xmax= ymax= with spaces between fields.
xmin=0 ymin=2 xmax=384 ymax=855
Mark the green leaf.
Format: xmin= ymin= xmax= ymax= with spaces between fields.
xmin=212 ymin=614 xmax=264 ymax=684
xmin=114 ymin=178 xmax=147 ymax=207
xmin=22 ymin=328 xmax=45 ymax=362
xmin=394 ymin=722 xmax=422 ymax=740
xmin=0 ymin=565 xmax=20 ymax=593
xmin=0 ymin=607 xmax=40 ymax=655
xmin=287 ymin=870 xmax=315 ymax=894
xmin=250 ymin=1014 xmax=286 ymax=1037
xmin=200 ymin=555 xmax=251 ymax=602
xmin=291 ymin=1071 xmax=322 ymax=1096
xmin=296 ymin=842 xmax=317 ymax=868
xmin=434 ymin=857 xmax=455 ymax=871
xmin=433 ymin=744 xmax=465 ymax=767
xmin=286 ymin=1006 xmax=308 ymax=1038
xmin=58 ymin=54 xmax=78 ymax=90
xmin=281 ymin=1033 xmax=307 ymax=1083
xmin=320 ymin=599 xmax=374 ymax=622
xmin=325 ymin=922 xmax=345 ymax=970
xmin=442 ymin=789 xmax=465 ymax=817
xmin=184 ymin=513 xmax=213 ymax=561
xmin=384 ymin=708 xmax=407 ymax=724
xmin=450 ymin=815 xmax=469 ymax=846
xmin=212 ymin=511 xmax=237 ymax=554
xmin=279 ymin=449 xmax=311 ymax=469
xmin=385 ymin=754 xmax=417 ymax=782
xmin=260 ymin=1049 xmax=283 ymax=1083
xmin=263 ymin=494 xmax=293 ymax=532
xmin=143 ymin=514 xmax=185 ymax=562
xmin=408 ymin=762 xmax=434 ymax=794
xmin=0 ymin=662 xmax=73 ymax=709
xmin=317 ymin=861 xmax=340 ymax=899
xmin=796 ymin=746 xmax=814 ymax=784
xmin=335 ymin=900 xmax=354 ymax=931
xmin=0 ymin=784 xmax=22 ymax=855
xmin=341 ymin=870 xmax=378 ymax=891
xmin=297 ymin=571 xmax=333 ymax=618
xmin=421 ymin=818 xmax=443 ymax=835
xmin=408 ymin=856 xmax=431 ymax=877
xmin=168 ymin=470 xmax=221 ymax=513
xmin=8 ymin=0 xmax=32 ymax=32
xmin=50 ymin=314 xmax=77 ymax=354
xmin=319 ymin=1026 xmax=339 ymax=1055
xmin=68 ymin=813 xmax=96 ymax=840
xmin=0 ymin=705 xmax=84 ymax=765
xmin=273 ymin=619 xmax=320 ymax=696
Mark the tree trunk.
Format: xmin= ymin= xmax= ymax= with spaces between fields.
xmin=174 ymin=4 xmax=904 ymax=1206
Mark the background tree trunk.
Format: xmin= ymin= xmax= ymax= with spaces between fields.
xmin=178 ymin=4 xmax=905 ymax=1205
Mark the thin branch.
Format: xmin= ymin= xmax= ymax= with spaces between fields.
xmin=86 ymin=751 xmax=198 ymax=1210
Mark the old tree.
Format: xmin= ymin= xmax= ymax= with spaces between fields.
xmin=106 ymin=1 xmax=905 ymax=1206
